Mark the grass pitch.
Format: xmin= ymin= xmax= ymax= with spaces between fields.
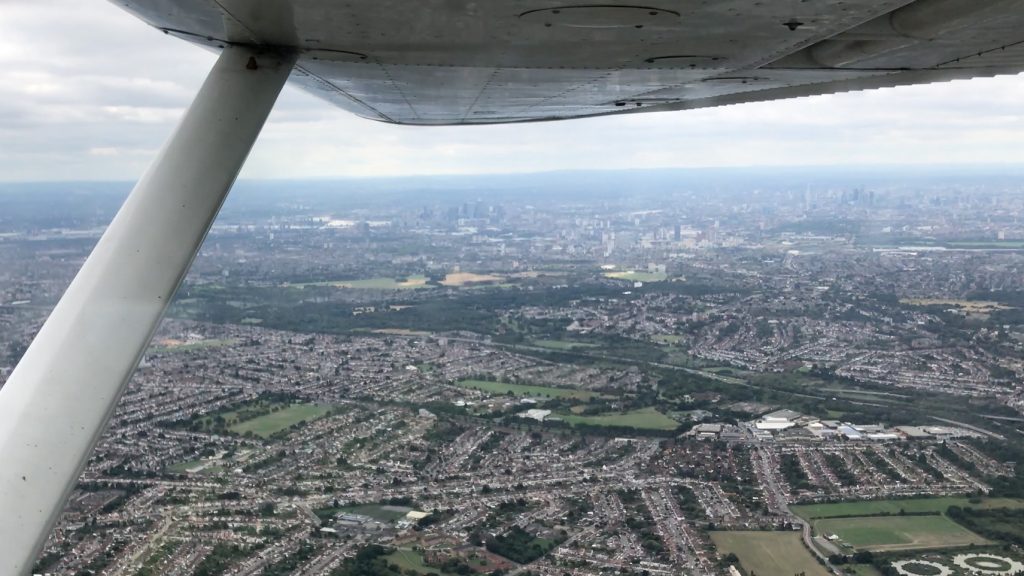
xmin=383 ymin=549 xmax=458 ymax=576
xmin=792 ymin=497 xmax=1024 ymax=519
xmin=813 ymin=515 xmax=988 ymax=551
xmin=229 ymin=404 xmax=332 ymax=438
xmin=711 ymin=531 xmax=829 ymax=576
xmin=559 ymin=407 xmax=679 ymax=430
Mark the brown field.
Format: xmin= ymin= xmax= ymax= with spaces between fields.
xmin=441 ymin=272 xmax=505 ymax=286
xmin=900 ymin=298 xmax=1010 ymax=312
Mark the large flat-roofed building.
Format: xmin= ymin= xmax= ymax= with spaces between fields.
xmin=756 ymin=417 xmax=796 ymax=431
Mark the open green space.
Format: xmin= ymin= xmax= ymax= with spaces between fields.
xmin=486 ymin=526 xmax=560 ymax=564
xmin=558 ymin=407 xmax=679 ymax=430
xmin=530 ymin=339 xmax=600 ymax=350
xmin=792 ymin=497 xmax=1024 ymax=519
xmin=383 ymin=549 xmax=454 ymax=576
xmin=949 ymin=240 xmax=1024 ymax=249
xmin=813 ymin=515 xmax=988 ymax=551
xmin=166 ymin=459 xmax=207 ymax=474
xmin=604 ymin=270 xmax=667 ymax=282
xmin=457 ymin=379 xmax=600 ymax=400
xmin=149 ymin=338 xmax=237 ymax=354
xmin=229 ymin=404 xmax=332 ymax=438
xmin=948 ymin=506 xmax=1024 ymax=545
xmin=711 ymin=531 xmax=829 ymax=576
xmin=296 ymin=275 xmax=429 ymax=290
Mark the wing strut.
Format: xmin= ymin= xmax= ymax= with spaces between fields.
xmin=0 ymin=45 xmax=296 ymax=574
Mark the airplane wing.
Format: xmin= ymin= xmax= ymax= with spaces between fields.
xmin=119 ymin=0 xmax=1024 ymax=125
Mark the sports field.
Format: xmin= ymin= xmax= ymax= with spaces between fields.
xmin=384 ymin=549 xmax=440 ymax=575
xmin=711 ymin=531 xmax=829 ymax=576
xmin=792 ymin=497 xmax=1024 ymax=519
xmin=457 ymin=379 xmax=599 ymax=400
xmin=229 ymin=404 xmax=332 ymax=438
xmin=559 ymin=407 xmax=679 ymax=430
xmin=813 ymin=515 xmax=988 ymax=551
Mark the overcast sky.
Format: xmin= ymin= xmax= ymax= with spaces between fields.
xmin=3 ymin=0 xmax=1024 ymax=181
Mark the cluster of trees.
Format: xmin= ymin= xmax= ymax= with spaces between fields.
xmin=936 ymin=442 xmax=977 ymax=473
xmin=434 ymin=556 xmax=476 ymax=575
xmin=423 ymin=420 xmax=467 ymax=444
xmin=780 ymin=453 xmax=812 ymax=491
xmin=243 ymin=448 xmax=288 ymax=474
xmin=675 ymin=485 xmax=708 ymax=520
xmin=947 ymin=506 xmax=1024 ymax=546
xmin=823 ymin=453 xmax=857 ymax=486
xmin=829 ymin=551 xmax=874 ymax=565
xmin=969 ymin=439 xmax=1024 ymax=498
xmin=329 ymin=544 xmax=396 ymax=576
xmin=485 ymin=526 xmax=559 ymax=564
xmin=164 ymin=391 xmax=300 ymax=434
xmin=533 ymin=416 xmax=680 ymax=438
xmin=914 ymin=452 xmax=945 ymax=481
xmin=193 ymin=543 xmax=254 ymax=576
xmin=262 ymin=542 xmax=317 ymax=576
xmin=415 ymin=508 xmax=453 ymax=530
xmin=863 ymin=449 xmax=903 ymax=482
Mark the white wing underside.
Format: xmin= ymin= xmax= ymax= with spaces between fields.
xmin=118 ymin=0 xmax=1024 ymax=125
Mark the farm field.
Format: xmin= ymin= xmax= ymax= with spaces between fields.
xmin=792 ymin=497 xmax=1024 ymax=519
xmin=457 ymin=379 xmax=600 ymax=400
xmin=711 ymin=531 xmax=829 ymax=576
xmin=559 ymin=407 xmax=679 ymax=430
xmin=813 ymin=515 xmax=988 ymax=551
xmin=229 ymin=404 xmax=332 ymax=438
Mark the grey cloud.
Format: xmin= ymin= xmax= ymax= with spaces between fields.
xmin=2 ymin=0 xmax=1024 ymax=181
